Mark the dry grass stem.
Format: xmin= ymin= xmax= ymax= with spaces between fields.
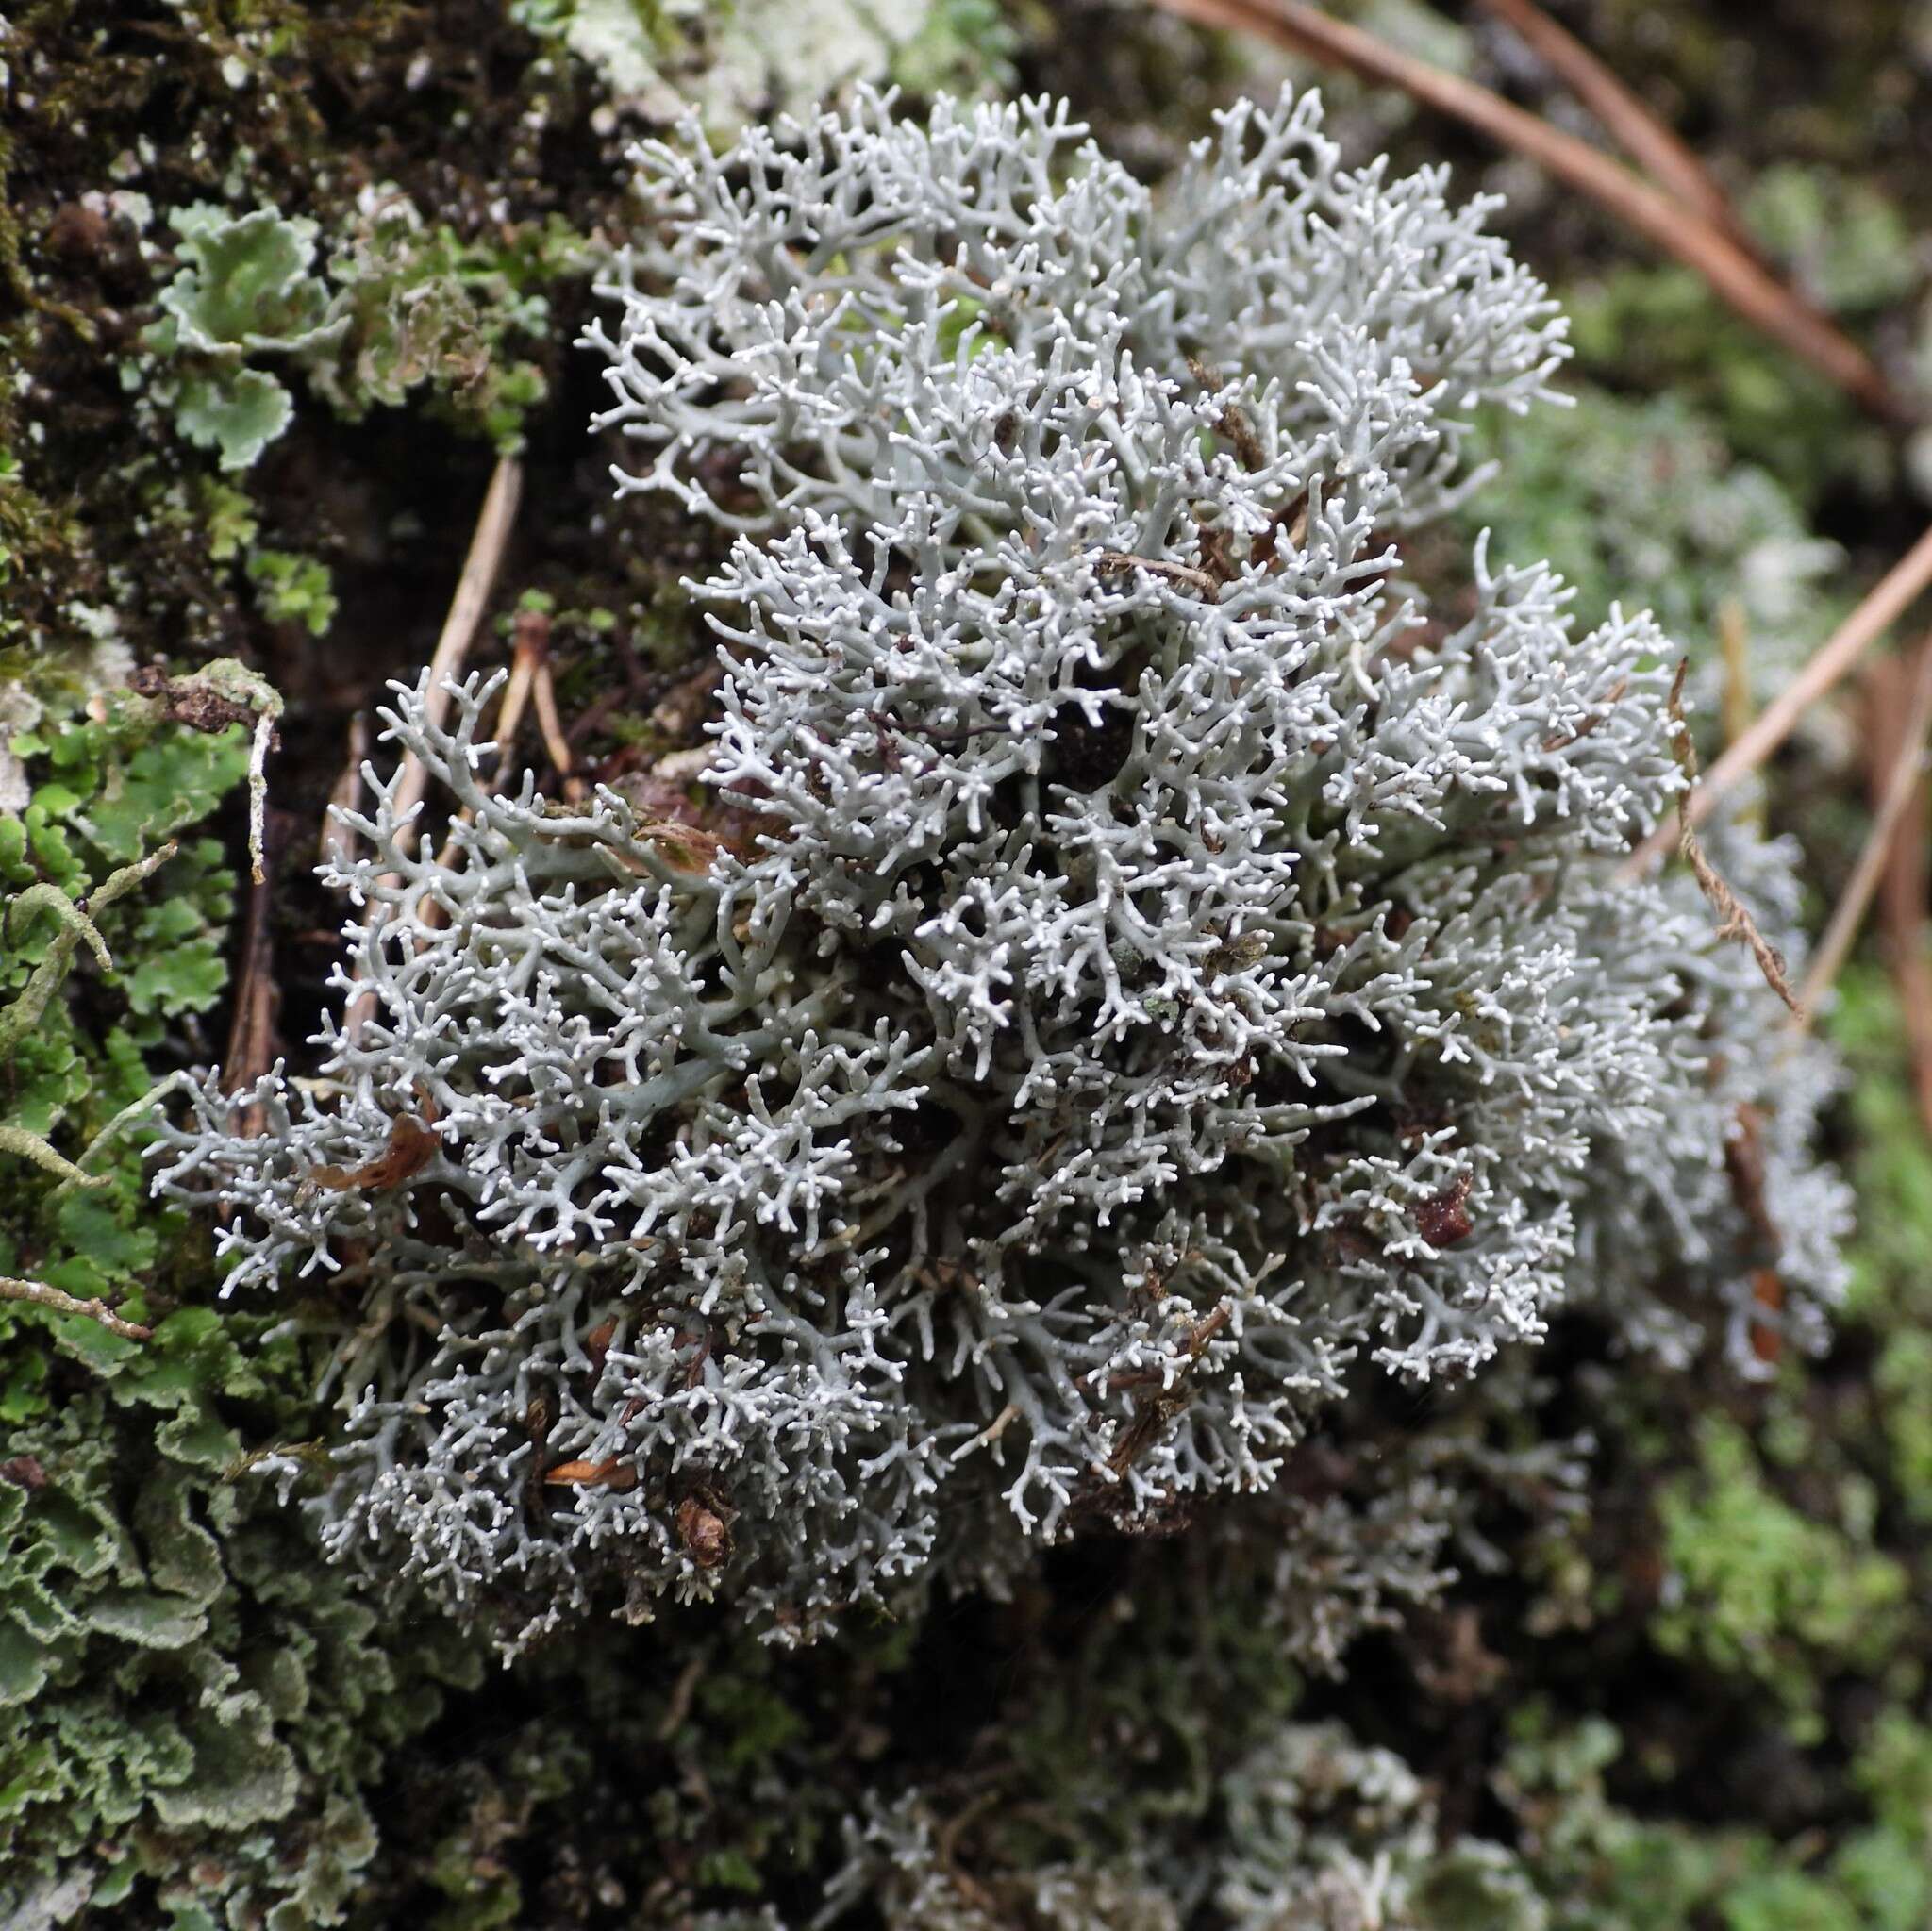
xmin=420 ymin=611 xmax=547 ymax=930
xmin=346 ymin=455 xmax=522 ymax=1040
xmin=387 ymin=453 xmax=525 ymax=857
xmin=1623 ymin=522 xmax=1932 ymax=878
xmin=1662 ymin=661 xmax=1802 ymax=1015
xmin=1798 ymin=629 xmax=1932 ymax=1024
xmin=1718 ymin=596 xmax=1754 ymax=753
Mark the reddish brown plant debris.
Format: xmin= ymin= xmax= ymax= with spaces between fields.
xmin=308 ymin=1114 xmax=441 ymax=1192
xmin=675 ymin=1494 xmax=733 ymax=1569
xmin=544 ymin=1458 xmax=640 ymax=1491
xmin=1416 ymin=1172 xmax=1474 ymax=1248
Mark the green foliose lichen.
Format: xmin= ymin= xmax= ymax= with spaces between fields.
xmin=137 ymin=192 xmax=580 ymax=470
xmin=0 ymin=701 xmax=479 ymax=1927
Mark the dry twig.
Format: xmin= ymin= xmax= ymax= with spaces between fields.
xmin=1150 ymin=0 xmax=1900 ymax=420
xmin=1623 ymin=522 xmax=1932 ymax=877
xmin=0 ymin=1274 xmax=151 ymax=1341
xmin=1661 ymin=661 xmax=1801 ymax=1015
xmin=1474 ymin=0 xmax=1754 ymax=250
xmin=345 ymin=456 xmax=523 ymax=1040
xmin=1797 ymin=629 xmax=1932 ymax=1022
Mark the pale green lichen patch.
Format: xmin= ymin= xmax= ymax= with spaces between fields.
xmin=512 ymin=0 xmax=1013 ymax=128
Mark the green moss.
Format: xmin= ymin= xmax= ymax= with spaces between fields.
xmin=1742 ymin=162 xmax=1921 ymax=317
xmin=1655 ymin=1417 xmax=1908 ymax=1732
xmin=509 ymin=0 xmax=1014 ymax=130
xmin=1565 ymin=266 xmax=1893 ymax=512
xmin=244 ymin=548 xmax=338 ymax=637
xmin=308 ymin=194 xmax=583 ymax=453
xmin=1462 ymin=384 xmax=1841 ymax=701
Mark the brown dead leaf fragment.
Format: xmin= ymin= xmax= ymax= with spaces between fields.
xmin=0 ymin=1457 xmax=47 ymax=1490
xmin=1416 ymin=1172 xmax=1474 ymax=1248
xmin=583 ymin=1317 xmax=618 ymax=1376
xmin=1749 ymin=1269 xmax=1786 ymax=1368
xmin=308 ymin=1115 xmax=441 ymax=1192
xmin=675 ymin=1494 xmax=732 ymax=1569
xmin=544 ymin=1458 xmax=640 ymax=1491
xmin=127 ymin=663 xmax=271 ymax=737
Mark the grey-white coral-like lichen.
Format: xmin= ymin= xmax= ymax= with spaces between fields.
xmin=154 ymin=87 xmax=1844 ymax=1653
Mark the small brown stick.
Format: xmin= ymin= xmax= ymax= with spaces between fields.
xmin=1661 ymin=661 xmax=1801 ymax=1014
xmin=386 ymin=455 xmax=525 ymax=861
xmin=345 ymin=457 xmax=523 ymax=1040
xmin=319 ymin=711 xmax=371 ymax=874
xmin=491 ymin=622 xmax=544 ymax=772
xmin=529 ymin=654 xmax=583 ymax=802
xmin=221 ymin=860 xmax=279 ymax=1137
xmin=1474 ymin=0 xmax=1756 ymax=253
xmin=1095 ymin=550 xmax=1223 ymax=599
xmin=1866 ymin=656 xmax=1932 ymax=1133
xmin=0 ymin=1274 xmax=152 ymax=1341
xmin=1150 ymin=0 xmax=1901 ymax=421
xmin=1796 ymin=629 xmax=1932 ymax=1023
xmin=1623 ymin=523 xmax=1932 ymax=878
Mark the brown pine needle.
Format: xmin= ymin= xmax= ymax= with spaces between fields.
xmin=1797 ymin=628 xmax=1932 ymax=1023
xmin=1662 ymin=661 xmax=1801 ymax=1016
xmin=1150 ymin=0 xmax=1901 ymax=421
xmin=1474 ymin=0 xmax=1755 ymax=252
xmin=1624 ymin=523 xmax=1932 ymax=878
xmin=1865 ymin=657 xmax=1932 ymax=1136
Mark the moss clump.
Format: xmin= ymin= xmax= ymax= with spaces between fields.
xmin=1653 ymin=1416 xmax=1908 ymax=1732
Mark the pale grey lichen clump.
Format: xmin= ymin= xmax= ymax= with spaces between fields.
xmin=155 ymin=88 xmax=1844 ymax=1653
xmin=825 ymin=1722 xmax=1541 ymax=1930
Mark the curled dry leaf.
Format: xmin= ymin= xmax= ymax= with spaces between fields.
xmin=583 ymin=1317 xmax=618 ymax=1375
xmin=675 ymin=1494 xmax=732 ymax=1569
xmin=308 ymin=1114 xmax=441 ymax=1192
xmin=544 ymin=1458 xmax=640 ymax=1491
xmin=1416 ymin=1173 xmax=1475 ymax=1249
